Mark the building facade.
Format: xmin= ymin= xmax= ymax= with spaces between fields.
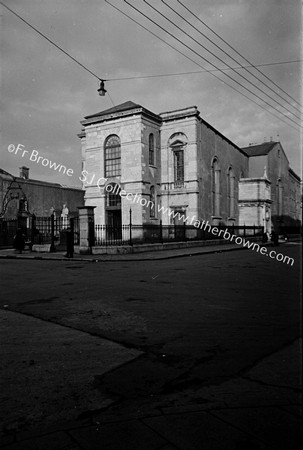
xmin=78 ymin=101 xmax=301 ymax=232
xmin=79 ymin=101 xmax=249 ymax=227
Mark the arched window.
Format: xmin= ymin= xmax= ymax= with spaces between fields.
xmin=150 ymin=186 xmax=155 ymax=217
xmin=104 ymin=135 xmax=121 ymax=177
xmin=211 ymin=158 xmax=221 ymax=216
xmin=149 ymin=133 xmax=155 ymax=165
xmin=227 ymin=167 xmax=235 ymax=218
xmin=105 ymin=183 xmax=121 ymax=208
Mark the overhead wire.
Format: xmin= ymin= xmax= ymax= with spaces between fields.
xmin=161 ymin=0 xmax=301 ymax=115
xmin=105 ymin=0 xmax=300 ymax=132
xmin=2 ymin=0 xmax=300 ymax=130
xmin=176 ymin=0 xmax=301 ymax=107
xmin=0 ymin=1 xmax=119 ymax=111
xmin=140 ymin=0 xmax=302 ymax=126
xmin=107 ymin=59 xmax=302 ymax=81
xmin=122 ymin=0 xmax=301 ymax=130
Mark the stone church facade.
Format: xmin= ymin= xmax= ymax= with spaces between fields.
xmin=78 ymin=101 xmax=301 ymax=232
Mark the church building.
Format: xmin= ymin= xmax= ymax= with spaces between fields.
xmin=78 ymin=101 xmax=301 ymax=233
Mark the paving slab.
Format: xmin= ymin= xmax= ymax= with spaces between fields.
xmin=0 ymin=431 xmax=79 ymax=450
xmin=143 ymin=411 xmax=257 ymax=450
xmin=0 ymin=309 xmax=142 ymax=433
xmin=243 ymin=338 xmax=302 ymax=390
xmin=212 ymin=407 xmax=301 ymax=450
xmin=69 ymin=420 xmax=168 ymax=450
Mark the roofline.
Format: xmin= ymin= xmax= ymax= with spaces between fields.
xmin=81 ymin=106 xmax=162 ymax=127
xmin=14 ymin=176 xmax=83 ymax=191
xmin=289 ymin=167 xmax=301 ymax=182
xmin=241 ymin=142 xmax=291 ymax=165
xmin=198 ymin=116 xmax=248 ymax=156
xmin=241 ymin=141 xmax=278 ymax=150
xmin=160 ymin=106 xmax=247 ymax=156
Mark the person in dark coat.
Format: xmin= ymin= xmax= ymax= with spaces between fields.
xmin=270 ymin=230 xmax=279 ymax=246
xmin=13 ymin=228 xmax=26 ymax=254
xmin=65 ymin=227 xmax=74 ymax=258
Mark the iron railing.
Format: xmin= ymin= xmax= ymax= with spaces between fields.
xmin=94 ymin=223 xmax=264 ymax=246
xmin=0 ymin=214 xmax=79 ymax=250
xmin=32 ymin=215 xmax=80 ymax=247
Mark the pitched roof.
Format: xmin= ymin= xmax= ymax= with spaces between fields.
xmin=0 ymin=167 xmax=14 ymax=177
xmin=82 ymin=100 xmax=162 ymax=126
xmin=84 ymin=101 xmax=143 ymax=119
xmin=241 ymin=141 xmax=278 ymax=156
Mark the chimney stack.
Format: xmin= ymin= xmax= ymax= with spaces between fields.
xmin=19 ymin=166 xmax=29 ymax=179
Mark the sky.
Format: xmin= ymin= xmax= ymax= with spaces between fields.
xmin=1 ymin=0 xmax=302 ymax=187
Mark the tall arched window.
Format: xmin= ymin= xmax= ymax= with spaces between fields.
xmin=211 ymin=158 xmax=221 ymax=216
xmin=149 ymin=133 xmax=155 ymax=165
xmin=150 ymin=186 xmax=155 ymax=218
xmin=104 ymin=135 xmax=121 ymax=177
xmin=227 ymin=167 xmax=235 ymax=218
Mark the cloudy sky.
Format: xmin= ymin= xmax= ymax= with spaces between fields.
xmin=1 ymin=0 xmax=301 ymax=187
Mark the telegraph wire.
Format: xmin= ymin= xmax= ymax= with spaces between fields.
xmin=0 ymin=1 xmax=119 ymax=111
xmin=161 ymin=0 xmax=301 ymax=115
xmin=104 ymin=1 xmax=208 ymax=77
xmin=141 ymin=0 xmax=302 ymax=124
xmin=123 ymin=0 xmax=301 ymax=129
xmin=0 ymin=2 xmax=101 ymax=81
xmin=2 ymin=1 xmax=300 ymax=131
xmin=177 ymin=0 xmax=301 ymax=107
xmin=106 ymin=1 xmax=300 ymax=133
xmin=107 ymin=59 xmax=302 ymax=81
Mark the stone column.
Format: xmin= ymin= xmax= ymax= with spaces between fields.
xmin=78 ymin=206 xmax=96 ymax=254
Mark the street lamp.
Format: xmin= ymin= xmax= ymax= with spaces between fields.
xmin=97 ymin=80 xmax=107 ymax=96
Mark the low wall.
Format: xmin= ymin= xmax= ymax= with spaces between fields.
xmin=86 ymin=236 xmax=263 ymax=255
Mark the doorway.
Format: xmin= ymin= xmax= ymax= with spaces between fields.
xmin=105 ymin=183 xmax=122 ymax=242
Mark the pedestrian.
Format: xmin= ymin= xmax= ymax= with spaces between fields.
xmin=13 ymin=228 xmax=26 ymax=254
xmin=65 ymin=227 xmax=74 ymax=258
xmin=261 ymin=232 xmax=268 ymax=243
xmin=270 ymin=230 xmax=279 ymax=246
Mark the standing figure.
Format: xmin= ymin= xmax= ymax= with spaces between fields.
xmin=65 ymin=227 xmax=74 ymax=258
xmin=61 ymin=204 xmax=69 ymax=228
xmin=13 ymin=228 xmax=26 ymax=254
xmin=270 ymin=230 xmax=279 ymax=246
xmin=50 ymin=206 xmax=56 ymax=218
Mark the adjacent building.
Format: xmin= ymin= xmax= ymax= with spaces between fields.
xmin=240 ymin=141 xmax=301 ymax=230
xmin=0 ymin=166 xmax=84 ymax=219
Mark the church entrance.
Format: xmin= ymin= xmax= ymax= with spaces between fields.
xmin=105 ymin=183 xmax=122 ymax=242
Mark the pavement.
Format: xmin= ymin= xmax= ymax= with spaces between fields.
xmin=0 ymin=240 xmax=301 ymax=449
xmin=0 ymin=239 xmax=280 ymax=262
xmin=0 ymin=338 xmax=301 ymax=449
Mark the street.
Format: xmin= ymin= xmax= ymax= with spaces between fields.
xmin=0 ymin=243 xmax=301 ymax=447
